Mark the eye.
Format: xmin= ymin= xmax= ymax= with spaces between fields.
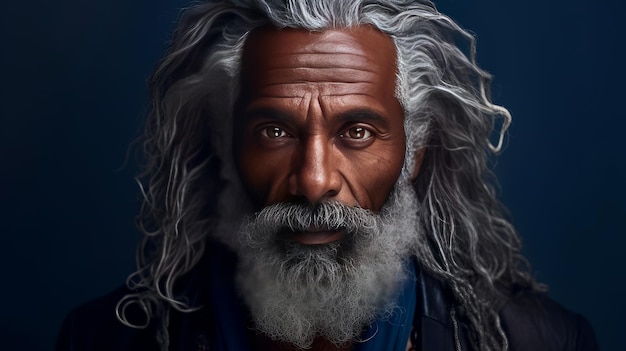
xmin=262 ymin=126 xmax=290 ymax=138
xmin=342 ymin=127 xmax=372 ymax=140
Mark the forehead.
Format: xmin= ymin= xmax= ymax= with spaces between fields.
xmin=239 ymin=25 xmax=399 ymax=99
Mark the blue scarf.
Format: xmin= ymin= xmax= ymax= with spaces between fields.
xmin=207 ymin=244 xmax=417 ymax=351
xmin=354 ymin=259 xmax=416 ymax=351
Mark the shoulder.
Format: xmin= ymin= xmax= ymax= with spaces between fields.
xmin=499 ymin=290 xmax=598 ymax=351
xmin=55 ymin=286 xmax=158 ymax=351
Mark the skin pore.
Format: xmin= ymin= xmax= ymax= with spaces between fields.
xmin=234 ymin=26 xmax=407 ymax=249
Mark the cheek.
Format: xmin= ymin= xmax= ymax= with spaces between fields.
xmin=344 ymin=142 xmax=406 ymax=211
xmin=236 ymin=145 xmax=290 ymax=205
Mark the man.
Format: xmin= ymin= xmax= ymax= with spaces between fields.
xmin=57 ymin=0 xmax=597 ymax=350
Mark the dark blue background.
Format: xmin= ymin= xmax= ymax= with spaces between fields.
xmin=1 ymin=1 xmax=623 ymax=349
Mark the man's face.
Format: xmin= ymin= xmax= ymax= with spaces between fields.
xmin=234 ymin=26 xmax=406 ymax=244
xmin=228 ymin=26 xmax=420 ymax=347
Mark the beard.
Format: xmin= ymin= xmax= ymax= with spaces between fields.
xmin=229 ymin=179 xmax=422 ymax=348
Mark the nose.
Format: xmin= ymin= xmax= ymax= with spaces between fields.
xmin=289 ymin=136 xmax=342 ymax=203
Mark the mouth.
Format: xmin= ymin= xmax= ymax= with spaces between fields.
xmin=284 ymin=228 xmax=345 ymax=245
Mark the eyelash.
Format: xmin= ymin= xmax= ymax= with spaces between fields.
xmin=261 ymin=126 xmax=291 ymax=138
xmin=340 ymin=126 xmax=372 ymax=140
xmin=257 ymin=124 xmax=375 ymax=144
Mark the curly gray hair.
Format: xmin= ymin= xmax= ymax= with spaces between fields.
xmin=117 ymin=1 xmax=542 ymax=349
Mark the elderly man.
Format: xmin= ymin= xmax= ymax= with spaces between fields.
xmin=57 ymin=0 xmax=597 ymax=350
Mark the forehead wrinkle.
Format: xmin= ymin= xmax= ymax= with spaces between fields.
xmin=246 ymin=93 xmax=377 ymax=99
xmin=253 ymin=83 xmax=386 ymax=99
xmin=240 ymin=26 xmax=402 ymax=126
xmin=266 ymin=66 xmax=379 ymax=75
xmin=286 ymin=65 xmax=378 ymax=74
xmin=277 ymin=52 xmax=374 ymax=66
xmin=260 ymin=69 xmax=380 ymax=86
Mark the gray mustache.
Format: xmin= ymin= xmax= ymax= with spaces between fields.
xmin=245 ymin=201 xmax=378 ymax=238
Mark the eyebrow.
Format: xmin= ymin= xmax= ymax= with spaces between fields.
xmin=242 ymin=107 xmax=293 ymax=123
xmin=242 ymin=106 xmax=392 ymax=129
xmin=336 ymin=109 xmax=391 ymax=129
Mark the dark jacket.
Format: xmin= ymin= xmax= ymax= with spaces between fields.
xmin=56 ymin=251 xmax=598 ymax=351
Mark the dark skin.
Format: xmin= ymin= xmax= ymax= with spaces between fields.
xmin=233 ymin=26 xmax=424 ymax=350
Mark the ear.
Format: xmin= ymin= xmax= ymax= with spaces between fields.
xmin=409 ymin=148 xmax=426 ymax=182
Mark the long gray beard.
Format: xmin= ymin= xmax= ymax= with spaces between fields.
xmin=234 ymin=180 xmax=422 ymax=348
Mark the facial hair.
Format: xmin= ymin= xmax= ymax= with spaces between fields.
xmin=234 ymin=179 xmax=422 ymax=348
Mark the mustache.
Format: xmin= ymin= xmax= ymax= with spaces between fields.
xmin=242 ymin=201 xmax=378 ymax=241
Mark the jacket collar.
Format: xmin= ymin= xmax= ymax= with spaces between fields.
xmin=413 ymin=264 xmax=470 ymax=351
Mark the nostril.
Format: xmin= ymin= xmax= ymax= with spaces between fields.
xmin=291 ymin=168 xmax=341 ymax=203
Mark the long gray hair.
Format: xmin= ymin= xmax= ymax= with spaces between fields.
xmin=117 ymin=1 xmax=541 ymax=349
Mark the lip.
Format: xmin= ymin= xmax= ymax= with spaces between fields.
xmin=287 ymin=229 xmax=345 ymax=245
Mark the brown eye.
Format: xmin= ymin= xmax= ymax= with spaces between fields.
xmin=263 ymin=126 xmax=289 ymax=138
xmin=345 ymin=127 xmax=371 ymax=139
